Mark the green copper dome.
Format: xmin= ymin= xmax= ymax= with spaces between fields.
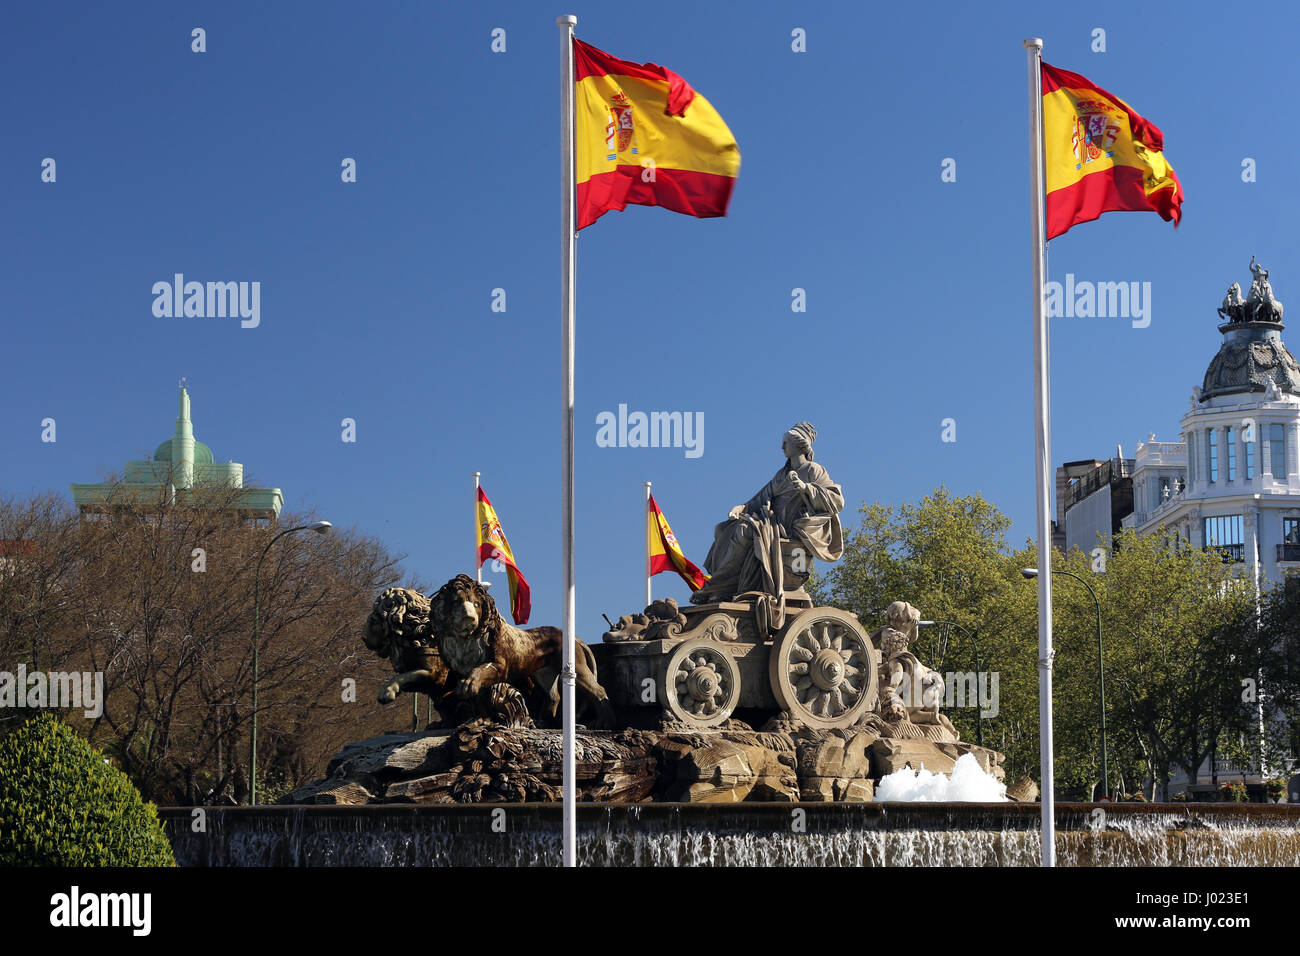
xmin=153 ymin=439 xmax=214 ymax=465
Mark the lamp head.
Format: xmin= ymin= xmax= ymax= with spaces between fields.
xmin=1020 ymin=568 xmax=1038 ymax=579
xmin=310 ymin=520 xmax=332 ymax=534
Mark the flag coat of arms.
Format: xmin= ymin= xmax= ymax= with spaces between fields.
xmin=1041 ymin=63 xmax=1183 ymax=239
xmin=573 ymin=39 xmax=740 ymax=229
xmin=476 ymin=487 xmax=530 ymax=625
xmin=648 ymin=494 xmax=708 ymax=591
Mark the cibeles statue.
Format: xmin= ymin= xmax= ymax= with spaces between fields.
xmin=690 ymin=422 xmax=845 ymax=625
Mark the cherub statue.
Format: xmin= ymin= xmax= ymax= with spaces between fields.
xmin=870 ymin=601 xmax=948 ymax=727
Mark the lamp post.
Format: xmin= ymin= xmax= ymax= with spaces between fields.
xmin=1023 ymin=567 xmax=1107 ymax=801
xmin=918 ymin=619 xmax=984 ymax=748
xmin=251 ymin=520 xmax=331 ymax=805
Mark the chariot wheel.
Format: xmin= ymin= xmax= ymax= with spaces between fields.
xmin=660 ymin=637 xmax=742 ymax=728
xmin=768 ymin=607 xmax=877 ymax=729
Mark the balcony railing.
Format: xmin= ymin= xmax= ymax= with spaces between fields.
xmin=1279 ymin=543 xmax=1300 ymax=562
xmin=1062 ymin=458 xmax=1134 ymax=512
xmin=1205 ymin=544 xmax=1245 ymax=563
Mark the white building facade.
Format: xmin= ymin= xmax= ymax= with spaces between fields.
xmin=1122 ymin=312 xmax=1300 ymax=589
xmin=1118 ymin=268 xmax=1300 ymax=794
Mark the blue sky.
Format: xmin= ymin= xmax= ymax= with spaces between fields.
xmin=4 ymin=1 xmax=1299 ymax=630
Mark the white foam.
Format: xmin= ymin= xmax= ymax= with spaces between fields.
xmin=874 ymin=752 xmax=1009 ymax=802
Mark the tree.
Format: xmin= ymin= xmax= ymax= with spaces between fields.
xmin=814 ymin=487 xmax=1266 ymax=800
xmin=0 ymin=481 xmax=422 ymax=804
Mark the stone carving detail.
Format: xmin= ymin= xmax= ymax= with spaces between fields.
xmin=363 ymin=576 xmax=615 ymax=730
xmin=429 ymin=574 xmax=615 ymax=729
xmin=768 ymin=607 xmax=876 ymax=728
xmin=870 ymin=601 xmax=959 ymax=740
xmin=602 ymin=598 xmax=690 ymax=643
xmin=284 ymin=723 xmax=1010 ymax=806
xmin=662 ymin=638 xmax=741 ymax=727
xmin=691 ymin=422 xmax=845 ymax=623
xmin=363 ymin=587 xmax=457 ymax=715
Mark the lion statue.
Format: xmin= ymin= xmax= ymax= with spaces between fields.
xmin=429 ymin=574 xmax=616 ymax=729
xmin=362 ymin=587 xmax=461 ymax=721
xmin=363 ymin=586 xmax=536 ymax=727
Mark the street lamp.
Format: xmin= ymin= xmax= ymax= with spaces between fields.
xmin=1022 ymin=566 xmax=1107 ymax=801
xmin=918 ymin=619 xmax=984 ymax=748
xmin=251 ymin=520 xmax=331 ymax=805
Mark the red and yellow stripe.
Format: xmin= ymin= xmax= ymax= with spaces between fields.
xmin=648 ymin=494 xmax=708 ymax=591
xmin=476 ymin=486 xmax=531 ymax=625
xmin=574 ymin=39 xmax=740 ymax=230
xmin=1042 ymin=62 xmax=1183 ymax=239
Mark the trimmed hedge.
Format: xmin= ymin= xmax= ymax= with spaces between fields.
xmin=0 ymin=714 xmax=175 ymax=866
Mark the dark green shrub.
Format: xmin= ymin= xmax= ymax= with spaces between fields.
xmin=0 ymin=714 xmax=175 ymax=866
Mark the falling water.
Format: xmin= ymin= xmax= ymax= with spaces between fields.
xmin=159 ymin=803 xmax=1300 ymax=866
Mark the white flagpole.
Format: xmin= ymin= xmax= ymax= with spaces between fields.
xmin=474 ymin=472 xmax=483 ymax=584
xmin=644 ymin=481 xmax=653 ymax=607
xmin=1024 ymin=36 xmax=1056 ymax=868
xmin=557 ymin=13 xmax=579 ymax=870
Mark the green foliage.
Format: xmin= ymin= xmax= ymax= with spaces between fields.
xmin=0 ymin=714 xmax=175 ymax=866
xmin=815 ymin=486 xmax=1274 ymax=800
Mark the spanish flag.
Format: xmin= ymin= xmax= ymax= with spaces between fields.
xmin=476 ymin=486 xmax=530 ymax=625
xmin=648 ymin=493 xmax=708 ymax=591
xmin=1042 ymin=63 xmax=1183 ymax=239
xmin=574 ymin=39 xmax=740 ymax=230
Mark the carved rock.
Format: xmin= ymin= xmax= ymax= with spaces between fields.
xmin=1007 ymin=776 xmax=1040 ymax=802
xmin=288 ymin=722 xmax=1005 ymax=806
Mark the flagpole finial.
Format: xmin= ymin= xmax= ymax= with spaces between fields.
xmin=557 ymin=14 xmax=577 ymax=27
xmin=1023 ymin=37 xmax=1043 ymax=50
xmin=644 ymin=480 xmax=652 ymax=488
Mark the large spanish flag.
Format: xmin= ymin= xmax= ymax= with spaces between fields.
xmin=574 ymin=39 xmax=740 ymax=230
xmin=476 ymin=486 xmax=530 ymax=625
xmin=1041 ymin=63 xmax=1183 ymax=239
xmin=648 ymin=494 xmax=708 ymax=591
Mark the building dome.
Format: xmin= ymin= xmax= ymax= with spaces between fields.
xmin=1200 ymin=322 xmax=1300 ymax=401
xmin=153 ymin=439 xmax=215 ymax=465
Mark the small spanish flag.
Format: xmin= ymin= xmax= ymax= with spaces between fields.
xmin=1042 ymin=63 xmax=1183 ymax=239
xmin=574 ymin=39 xmax=740 ymax=230
xmin=648 ymin=493 xmax=708 ymax=591
xmin=476 ymin=486 xmax=530 ymax=625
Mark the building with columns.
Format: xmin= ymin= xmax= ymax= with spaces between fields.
xmin=1089 ymin=262 xmax=1299 ymax=796
xmin=1119 ymin=263 xmax=1300 ymax=589
xmin=70 ymin=383 xmax=283 ymax=523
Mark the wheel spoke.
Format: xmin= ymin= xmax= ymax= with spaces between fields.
xmin=829 ymin=687 xmax=845 ymax=715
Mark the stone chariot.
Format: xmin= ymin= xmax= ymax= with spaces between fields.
xmin=597 ymin=593 xmax=880 ymax=730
